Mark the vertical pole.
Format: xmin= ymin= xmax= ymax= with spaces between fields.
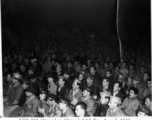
xmin=116 ymin=0 xmax=123 ymax=64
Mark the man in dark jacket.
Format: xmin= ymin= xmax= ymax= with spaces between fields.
xmin=95 ymin=92 xmax=110 ymax=116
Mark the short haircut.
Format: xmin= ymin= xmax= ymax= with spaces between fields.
xmin=115 ymin=66 xmax=121 ymax=70
xmin=102 ymin=77 xmax=110 ymax=83
xmin=90 ymin=66 xmax=96 ymax=71
xmin=114 ymin=81 xmax=122 ymax=88
xmin=129 ymin=87 xmax=139 ymax=95
xmin=95 ymin=62 xmax=100 ymax=66
xmin=22 ymin=80 xmax=30 ymax=86
xmin=75 ymin=102 xmax=87 ymax=111
xmin=144 ymin=72 xmax=151 ymax=78
xmin=145 ymin=95 xmax=152 ymax=101
xmin=146 ymin=78 xmax=151 ymax=83
xmin=106 ymin=70 xmax=112 ymax=74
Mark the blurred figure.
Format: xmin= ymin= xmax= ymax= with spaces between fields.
xmin=58 ymin=97 xmax=75 ymax=117
xmin=75 ymin=102 xmax=89 ymax=117
xmin=106 ymin=96 xmax=126 ymax=116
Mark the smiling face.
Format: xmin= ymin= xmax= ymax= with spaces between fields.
xmin=129 ymin=90 xmax=137 ymax=99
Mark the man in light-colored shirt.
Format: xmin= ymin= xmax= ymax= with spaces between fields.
xmin=47 ymin=75 xmax=57 ymax=95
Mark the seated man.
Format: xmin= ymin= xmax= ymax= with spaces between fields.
xmin=67 ymin=80 xmax=82 ymax=106
xmin=4 ymin=73 xmax=23 ymax=107
xmin=112 ymin=81 xmax=125 ymax=101
xmin=4 ymin=73 xmax=23 ymax=117
xmin=9 ymin=80 xmax=30 ymax=117
xmin=131 ymin=75 xmax=145 ymax=100
xmin=47 ymin=75 xmax=57 ymax=95
xmin=37 ymin=90 xmax=48 ymax=117
xmin=143 ymin=78 xmax=152 ymax=99
xmin=121 ymin=87 xmax=140 ymax=116
xmin=75 ymin=102 xmax=89 ymax=117
xmin=38 ymin=94 xmax=61 ymax=117
xmin=100 ymin=77 xmax=112 ymax=94
xmin=106 ymin=96 xmax=126 ymax=116
xmin=56 ymin=77 xmax=69 ymax=98
xmin=137 ymin=105 xmax=152 ymax=116
xmin=58 ymin=97 xmax=75 ymax=117
xmin=145 ymin=95 xmax=152 ymax=112
xmin=19 ymin=87 xmax=39 ymax=117
xmin=95 ymin=92 xmax=111 ymax=116
xmin=79 ymin=87 xmax=96 ymax=116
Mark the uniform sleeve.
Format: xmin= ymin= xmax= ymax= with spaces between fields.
xmin=129 ymin=101 xmax=140 ymax=116
xmin=31 ymin=99 xmax=39 ymax=116
xmin=15 ymin=87 xmax=23 ymax=102
xmin=106 ymin=109 xmax=110 ymax=116
xmin=54 ymin=106 xmax=62 ymax=117
xmin=87 ymin=100 xmax=96 ymax=116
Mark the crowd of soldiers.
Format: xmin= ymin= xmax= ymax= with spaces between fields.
xmin=2 ymin=27 xmax=151 ymax=117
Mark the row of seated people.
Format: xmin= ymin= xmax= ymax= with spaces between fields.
xmin=3 ymin=71 xmax=152 ymax=117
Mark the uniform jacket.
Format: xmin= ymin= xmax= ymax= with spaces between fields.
xmin=67 ymin=88 xmax=82 ymax=102
xmin=122 ymin=97 xmax=140 ymax=116
xmin=95 ymin=104 xmax=109 ymax=116
xmin=79 ymin=95 xmax=96 ymax=116
xmin=23 ymin=95 xmax=39 ymax=117
xmin=7 ymin=83 xmax=23 ymax=105
xmin=48 ymin=82 xmax=57 ymax=95
xmin=57 ymin=85 xmax=68 ymax=98
xmin=106 ymin=107 xmax=127 ymax=116
xmin=45 ymin=103 xmax=61 ymax=117
xmin=61 ymin=106 xmax=75 ymax=117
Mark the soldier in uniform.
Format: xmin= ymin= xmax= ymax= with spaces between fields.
xmin=58 ymin=97 xmax=75 ymax=117
xmin=38 ymin=94 xmax=61 ymax=117
xmin=19 ymin=87 xmax=39 ymax=117
xmin=106 ymin=96 xmax=126 ymax=116
xmin=95 ymin=92 xmax=110 ymax=116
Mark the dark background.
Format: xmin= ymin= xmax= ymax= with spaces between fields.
xmin=2 ymin=0 xmax=151 ymax=44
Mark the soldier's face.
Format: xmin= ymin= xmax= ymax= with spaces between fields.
xmin=82 ymin=90 xmax=88 ymax=97
xmin=108 ymin=100 xmax=116 ymax=109
xmin=40 ymin=94 xmax=46 ymax=101
xmin=113 ymin=83 xmax=119 ymax=92
xmin=25 ymin=91 xmax=32 ymax=97
xmin=129 ymin=90 xmax=136 ymax=99
xmin=58 ymin=102 xmax=65 ymax=110
xmin=100 ymin=95 xmax=107 ymax=105
xmin=145 ymin=98 xmax=151 ymax=108
xmin=75 ymin=105 xmax=83 ymax=117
